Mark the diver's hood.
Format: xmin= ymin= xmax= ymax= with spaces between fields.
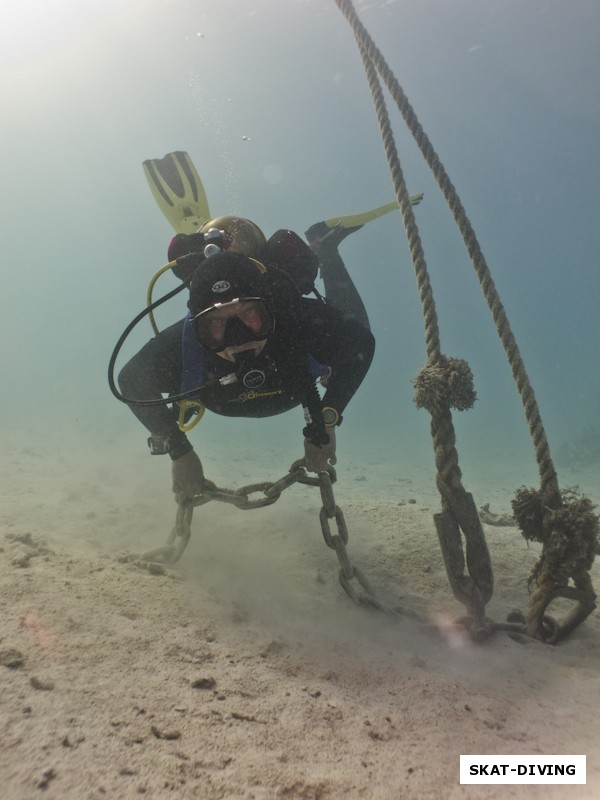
xmin=187 ymin=251 xmax=269 ymax=317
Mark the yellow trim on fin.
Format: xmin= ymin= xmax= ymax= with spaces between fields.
xmin=143 ymin=151 xmax=211 ymax=234
xmin=323 ymin=193 xmax=423 ymax=230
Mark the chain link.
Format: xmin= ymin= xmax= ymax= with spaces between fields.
xmin=233 ymin=483 xmax=280 ymax=509
xmin=140 ymin=460 xmax=383 ymax=609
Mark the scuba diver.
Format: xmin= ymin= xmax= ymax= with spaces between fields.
xmin=117 ymin=214 xmax=375 ymax=500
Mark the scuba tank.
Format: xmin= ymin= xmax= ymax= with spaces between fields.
xmin=167 ymin=225 xmax=320 ymax=298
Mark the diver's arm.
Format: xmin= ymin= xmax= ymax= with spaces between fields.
xmin=301 ymin=313 xmax=373 ymax=474
xmin=117 ymin=320 xmax=193 ymax=460
xmin=304 ymin=302 xmax=375 ymax=422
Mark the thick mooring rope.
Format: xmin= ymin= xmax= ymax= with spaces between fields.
xmin=336 ymin=0 xmax=557 ymax=503
xmin=354 ymin=43 xmax=469 ymax=524
xmin=354 ymin=24 xmax=494 ymax=631
xmin=335 ymin=0 xmax=597 ymax=640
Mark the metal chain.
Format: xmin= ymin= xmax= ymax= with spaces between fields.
xmin=316 ymin=470 xmax=383 ymax=608
xmin=139 ymin=460 xmax=383 ymax=610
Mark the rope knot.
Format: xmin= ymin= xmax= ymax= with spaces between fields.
xmin=512 ymin=486 xmax=599 ymax=584
xmin=413 ymin=356 xmax=476 ymax=414
xmin=512 ymin=486 xmax=599 ymax=639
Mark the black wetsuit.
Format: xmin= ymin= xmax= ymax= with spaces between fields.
xmin=119 ymin=295 xmax=374 ymax=459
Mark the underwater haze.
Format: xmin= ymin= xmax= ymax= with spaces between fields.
xmin=3 ymin=2 xmax=600 ymax=796
xmin=2 ymin=0 xmax=599 ymax=503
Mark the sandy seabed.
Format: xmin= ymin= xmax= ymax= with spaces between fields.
xmin=1 ymin=428 xmax=599 ymax=800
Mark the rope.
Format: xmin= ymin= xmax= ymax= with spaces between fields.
xmin=355 ymin=40 xmax=441 ymax=363
xmin=334 ymin=0 xmax=597 ymax=640
xmin=335 ymin=0 xmax=558 ymax=503
xmin=350 ymin=17 xmax=493 ymax=624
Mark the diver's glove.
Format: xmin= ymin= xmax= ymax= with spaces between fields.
xmin=171 ymin=449 xmax=215 ymax=501
xmin=303 ymin=427 xmax=337 ymax=473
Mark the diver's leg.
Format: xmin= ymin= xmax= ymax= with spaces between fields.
xmin=305 ymin=222 xmax=370 ymax=330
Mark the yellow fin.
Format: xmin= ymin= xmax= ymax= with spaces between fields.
xmin=143 ymin=151 xmax=211 ymax=234
xmin=324 ymin=193 xmax=423 ymax=230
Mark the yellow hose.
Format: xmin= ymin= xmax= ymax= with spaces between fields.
xmin=146 ymin=260 xmax=178 ymax=335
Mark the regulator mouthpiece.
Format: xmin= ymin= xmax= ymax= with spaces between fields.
xmin=203 ymin=243 xmax=222 ymax=258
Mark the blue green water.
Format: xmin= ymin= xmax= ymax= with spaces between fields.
xmin=1 ymin=0 xmax=599 ymax=500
